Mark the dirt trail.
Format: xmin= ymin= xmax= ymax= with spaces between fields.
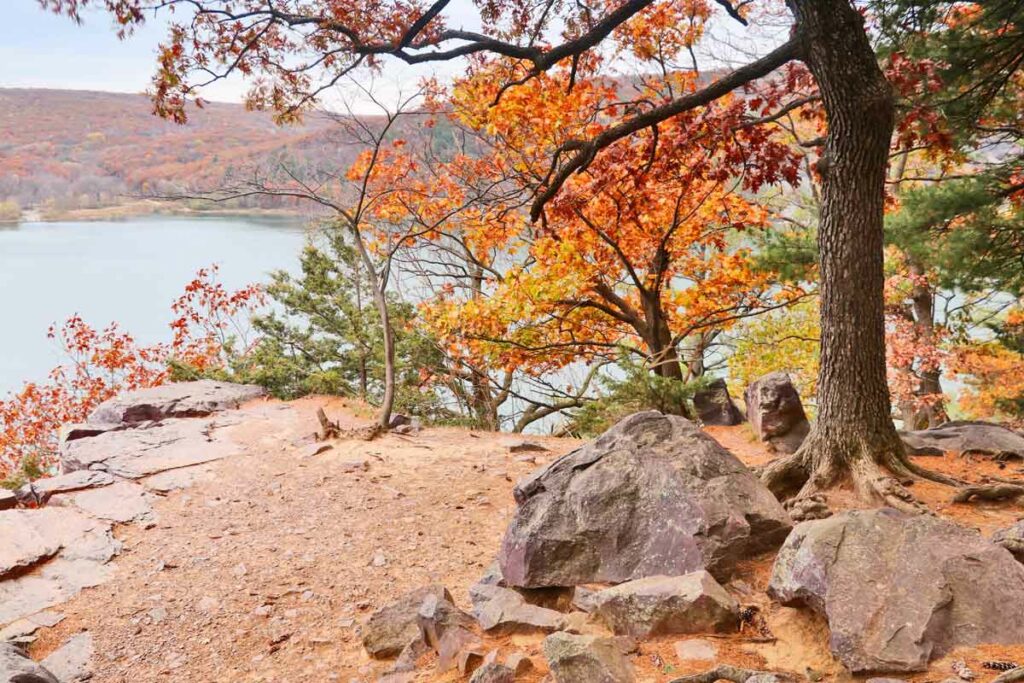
xmin=23 ymin=399 xmax=1024 ymax=682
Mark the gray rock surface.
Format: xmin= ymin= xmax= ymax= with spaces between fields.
xmin=744 ymin=372 xmax=809 ymax=454
xmin=0 ymin=509 xmax=120 ymax=626
xmin=40 ymin=632 xmax=93 ymax=682
xmin=499 ymin=411 xmax=791 ymax=587
xmin=768 ymin=508 xmax=1024 ymax=673
xmin=900 ymin=421 xmax=1024 ymax=458
xmin=68 ymin=481 xmax=156 ymax=524
xmin=543 ymin=632 xmax=635 ymax=683
xmin=15 ymin=470 xmax=115 ymax=506
xmin=362 ymin=585 xmax=452 ymax=659
xmin=693 ymin=378 xmax=744 ymax=426
xmin=590 ymin=572 xmax=739 ymax=637
xmin=470 ymin=582 xmax=570 ymax=633
xmin=992 ymin=520 xmax=1024 ymax=562
xmin=61 ymin=416 xmax=242 ymax=478
xmin=87 ymin=379 xmax=264 ymax=425
xmin=0 ymin=643 xmax=59 ymax=683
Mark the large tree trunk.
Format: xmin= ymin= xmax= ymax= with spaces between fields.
xmin=762 ymin=0 xmax=955 ymax=507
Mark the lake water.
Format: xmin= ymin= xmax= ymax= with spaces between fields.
xmin=0 ymin=215 xmax=309 ymax=396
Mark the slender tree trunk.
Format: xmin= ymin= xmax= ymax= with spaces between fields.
xmin=899 ymin=261 xmax=947 ymax=429
xmin=762 ymin=0 xmax=956 ymax=507
xmin=351 ymin=227 xmax=395 ymax=429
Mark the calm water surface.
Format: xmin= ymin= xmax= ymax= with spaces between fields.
xmin=0 ymin=215 xmax=308 ymax=395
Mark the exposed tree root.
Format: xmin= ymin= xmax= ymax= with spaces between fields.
xmin=668 ymin=665 xmax=795 ymax=683
xmin=759 ymin=426 xmax=964 ymax=512
xmin=952 ymin=483 xmax=1024 ymax=504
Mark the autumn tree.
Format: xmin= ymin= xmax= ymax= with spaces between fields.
xmin=50 ymin=0 xmax=960 ymax=505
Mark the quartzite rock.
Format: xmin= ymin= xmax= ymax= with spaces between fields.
xmin=543 ymin=632 xmax=635 ymax=683
xmin=768 ymin=508 xmax=1024 ymax=673
xmin=693 ymin=379 xmax=744 ymax=426
xmin=470 ymin=582 xmax=570 ymax=633
xmin=39 ymin=632 xmax=93 ymax=682
xmin=362 ymin=585 xmax=452 ymax=659
xmin=590 ymin=572 xmax=739 ymax=637
xmin=87 ymin=380 xmax=264 ymax=425
xmin=744 ymin=372 xmax=810 ymax=454
xmin=900 ymin=421 xmax=1024 ymax=458
xmin=0 ymin=644 xmax=59 ymax=683
xmin=499 ymin=411 xmax=791 ymax=587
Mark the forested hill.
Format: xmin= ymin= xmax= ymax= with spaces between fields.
xmin=0 ymin=88 xmax=352 ymax=215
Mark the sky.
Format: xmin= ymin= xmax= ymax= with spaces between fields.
xmin=0 ymin=1 xmax=478 ymax=112
xmin=0 ymin=1 xmax=776 ymax=111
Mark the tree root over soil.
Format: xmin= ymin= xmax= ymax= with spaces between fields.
xmin=993 ymin=668 xmax=1024 ymax=683
xmin=759 ymin=428 xmax=965 ymax=512
xmin=952 ymin=483 xmax=1024 ymax=504
xmin=668 ymin=665 xmax=796 ymax=683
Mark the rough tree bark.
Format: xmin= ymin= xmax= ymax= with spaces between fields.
xmin=760 ymin=0 xmax=958 ymax=507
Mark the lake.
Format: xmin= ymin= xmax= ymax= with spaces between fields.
xmin=0 ymin=215 xmax=309 ymax=396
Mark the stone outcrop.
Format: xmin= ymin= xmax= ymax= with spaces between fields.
xmin=87 ymin=379 xmax=264 ymax=425
xmin=900 ymin=421 xmax=1024 ymax=458
xmin=768 ymin=508 xmax=1024 ymax=673
xmin=590 ymin=572 xmax=739 ymax=637
xmin=498 ymin=411 xmax=791 ymax=587
xmin=693 ymin=379 xmax=744 ymax=426
xmin=15 ymin=471 xmax=115 ymax=506
xmin=469 ymin=662 xmax=515 ymax=683
xmin=744 ymin=372 xmax=809 ymax=454
xmin=543 ymin=632 xmax=635 ymax=683
xmin=61 ymin=416 xmax=243 ymax=478
xmin=992 ymin=521 xmax=1024 ymax=562
xmin=0 ymin=643 xmax=58 ymax=683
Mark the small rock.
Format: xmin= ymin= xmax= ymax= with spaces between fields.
xmin=469 ymin=662 xmax=516 ymax=683
xmin=507 ymin=440 xmax=549 ymax=454
xmin=744 ymin=372 xmax=810 ymax=454
xmin=992 ymin=520 xmax=1024 ymax=563
xmin=693 ymin=378 xmax=744 ymax=426
xmin=673 ymin=639 xmax=717 ymax=661
xmin=341 ymin=459 xmax=370 ymax=473
xmin=590 ymin=572 xmax=739 ymax=637
xmin=458 ymin=648 xmax=487 ymax=676
xmin=543 ymin=632 xmax=635 ymax=683
xmin=470 ymin=583 xmax=568 ymax=633
xmin=362 ymin=585 xmax=451 ymax=659
xmin=505 ymin=652 xmax=535 ymax=675
xmin=197 ymin=596 xmax=219 ymax=612
xmin=301 ymin=443 xmax=333 ymax=458
xmin=571 ymin=586 xmax=599 ymax=613
xmin=392 ymin=637 xmax=429 ymax=673
xmin=371 ymin=551 xmax=388 ymax=568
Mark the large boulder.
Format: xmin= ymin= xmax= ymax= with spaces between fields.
xmin=768 ymin=508 xmax=1024 ymax=673
xmin=0 ymin=644 xmax=58 ymax=683
xmin=498 ymin=411 xmax=791 ymax=588
xmin=87 ymin=380 xmax=264 ymax=425
xmin=543 ymin=632 xmax=635 ymax=683
xmin=744 ymin=372 xmax=809 ymax=454
xmin=590 ymin=572 xmax=739 ymax=637
xmin=900 ymin=421 xmax=1024 ymax=458
xmin=693 ymin=379 xmax=744 ymax=426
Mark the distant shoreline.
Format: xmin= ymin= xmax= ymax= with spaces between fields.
xmin=12 ymin=200 xmax=315 ymax=224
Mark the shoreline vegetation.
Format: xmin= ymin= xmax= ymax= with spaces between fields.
xmin=0 ymin=200 xmax=312 ymax=224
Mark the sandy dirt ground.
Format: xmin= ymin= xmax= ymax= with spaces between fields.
xmin=25 ymin=398 xmax=1024 ymax=682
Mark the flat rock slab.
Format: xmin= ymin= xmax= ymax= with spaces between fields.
xmin=0 ymin=509 xmax=120 ymax=626
xmin=900 ymin=421 xmax=1024 ymax=458
xmin=61 ymin=417 xmax=242 ymax=479
xmin=67 ymin=481 xmax=156 ymax=524
xmin=0 ymin=643 xmax=59 ymax=683
xmin=0 ymin=612 xmax=65 ymax=644
xmin=15 ymin=471 xmax=115 ymax=505
xmin=40 ymin=632 xmax=93 ymax=682
xmin=88 ymin=380 xmax=264 ymax=425
xmin=499 ymin=411 xmax=791 ymax=588
xmin=768 ymin=508 xmax=1024 ymax=673
xmin=140 ymin=464 xmax=216 ymax=493
xmin=590 ymin=572 xmax=739 ymax=637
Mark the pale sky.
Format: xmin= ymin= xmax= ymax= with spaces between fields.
xmin=0 ymin=1 xmax=777 ymax=111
